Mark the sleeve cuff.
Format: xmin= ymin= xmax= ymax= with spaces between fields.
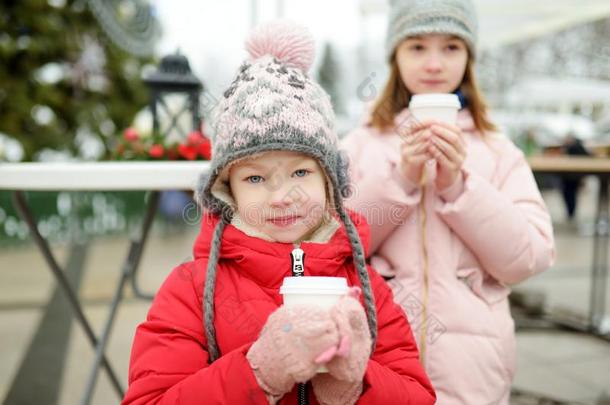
xmin=370 ymin=255 xmax=396 ymax=278
xmin=391 ymin=164 xmax=421 ymax=197
xmin=438 ymin=171 xmax=465 ymax=202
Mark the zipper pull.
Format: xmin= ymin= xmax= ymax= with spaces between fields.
xmin=291 ymin=246 xmax=305 ymax=277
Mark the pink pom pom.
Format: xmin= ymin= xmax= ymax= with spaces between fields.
xmin=245 ymin=21 xmax=315 ymax=72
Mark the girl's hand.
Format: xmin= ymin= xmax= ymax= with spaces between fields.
xmin=311 ymin=289 xmax=371 ymax=405
xmin=399 ymin=121 xmax=434 ymax=185
xmin=427 ymin=122 xmax=467 ymax=192
xmin=247 ymin=305 xmax=340 ymax=398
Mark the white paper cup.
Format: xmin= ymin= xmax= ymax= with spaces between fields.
xmin=280 ymin=276 xmax=349 ymax=372
xmin=280 ymin=276 xmax=348 ymax=308
xmin=409 ymin=93 xmax=460 ymax=125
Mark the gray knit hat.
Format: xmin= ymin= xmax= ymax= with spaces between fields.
xmin=385 ymin=0 xmax=478 ymax=61
xmin=196 ymin=21 xmax=377 ymax=363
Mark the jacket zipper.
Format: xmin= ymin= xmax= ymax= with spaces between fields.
xmin=419 ymin=174 xmax=430 ymax=367
xmin=291 ymin=245 xmax=305 ymax=277
xmin=291 ymin=244 xmax=309 ymax=405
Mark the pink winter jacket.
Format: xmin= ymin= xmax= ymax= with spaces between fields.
xmin=341 ymin=108 xmax=555 ymax=405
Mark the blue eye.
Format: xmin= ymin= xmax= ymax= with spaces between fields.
xmin=293 ymin=169 xmax=309 ymax=178
xmin=246 ymin=175 xmax=264 ymax=184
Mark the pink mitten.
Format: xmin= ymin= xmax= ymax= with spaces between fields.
xmin=312 ymin=288 xmax=372 ymax=405
xmin=311 ymin=373 xmax=364 ymax=405
xmin=246 ymin=305 xmax=340 ymax=400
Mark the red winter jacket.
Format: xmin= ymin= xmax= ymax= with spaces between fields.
xmin=122 ymin=212 xmax=435 ymax=404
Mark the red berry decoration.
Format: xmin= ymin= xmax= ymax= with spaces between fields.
xmin=123 ymin=127 xmax=139 ymax=142
xmin=187 ymin=130 xmax=204 ymax=145
xmin=149 ymin=144 xmax=165 ymax=158
xmin=198 ymin=138 xmax=212 ymax=160
xmin=178 ymin=144 xmax=198 ymax=160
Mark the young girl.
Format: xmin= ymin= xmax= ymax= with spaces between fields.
xmin=122 ymin=22 xmax=435 ymax=405
xmin=341 ymin=1 xmax=555 ymax=404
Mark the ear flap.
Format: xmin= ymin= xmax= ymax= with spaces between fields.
xmin=336 ymin=150 xmax=353 ymax=199
xmin=194 ymin=170 xmax=212 ymax=209
xmin=194 ymin=169 xmax=233 ymax=223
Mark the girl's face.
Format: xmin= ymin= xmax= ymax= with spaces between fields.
xmin=229 ymin=151 xmax=327 ymax=243
xmin=395 ymin=34 xmax=468 ymax=95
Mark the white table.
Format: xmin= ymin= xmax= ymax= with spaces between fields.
xmin=0 ymin=161 xmax=210 ymax=404
xmin=0 ymin=161 xmax=210 ymax=190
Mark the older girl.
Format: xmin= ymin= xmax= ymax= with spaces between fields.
xmin=342 ymin=1 xmax=555 ymax=403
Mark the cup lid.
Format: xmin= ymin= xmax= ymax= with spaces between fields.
xmin=280 ymin=276 xmax=348 ymax=294
xmin=409 ymin=93 xmax=461 ymax=109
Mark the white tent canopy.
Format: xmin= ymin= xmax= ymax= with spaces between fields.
xmin=474 ymin=0 xmax=610 ymax=49
xmin=506 ymin=77 xmax=610 ymax=107
xmin=154 ymin=0 xmax=610 ymax=93
xmin=491 ymin=110 xmax=596 ymax=143
xmin=358 ymin=0 xmax=610 ymax=49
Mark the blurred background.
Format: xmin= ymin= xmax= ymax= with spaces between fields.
xmin=1 ymin=1 xmax=610 ymax=404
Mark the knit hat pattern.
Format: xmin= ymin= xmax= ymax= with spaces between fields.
xmin=385 ymin=0 xmax=478 ymax=61
xmin=198 ymin=21 xmax=350 ymax=218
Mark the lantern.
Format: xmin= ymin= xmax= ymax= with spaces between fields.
xmin=143 ymin=52 xmax=202 ymax=143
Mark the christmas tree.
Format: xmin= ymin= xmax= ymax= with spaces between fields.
xmin=317 ymin=43 xmax=346 ymax=116
xmin=0 ymin=0 xmax=160 ymax=161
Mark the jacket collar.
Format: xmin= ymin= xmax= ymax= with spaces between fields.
xmin=193 ymin=211 xmax=370 ymax=289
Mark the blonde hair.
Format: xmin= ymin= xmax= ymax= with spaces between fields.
xmin=369 ymin=54 xmax=496 ymax=134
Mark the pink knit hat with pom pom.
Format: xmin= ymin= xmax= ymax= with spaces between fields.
xmin=198 ymin=21 xmax=350 ymax=216
xmin=245 ymin=22 xmax=315 ymax=72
